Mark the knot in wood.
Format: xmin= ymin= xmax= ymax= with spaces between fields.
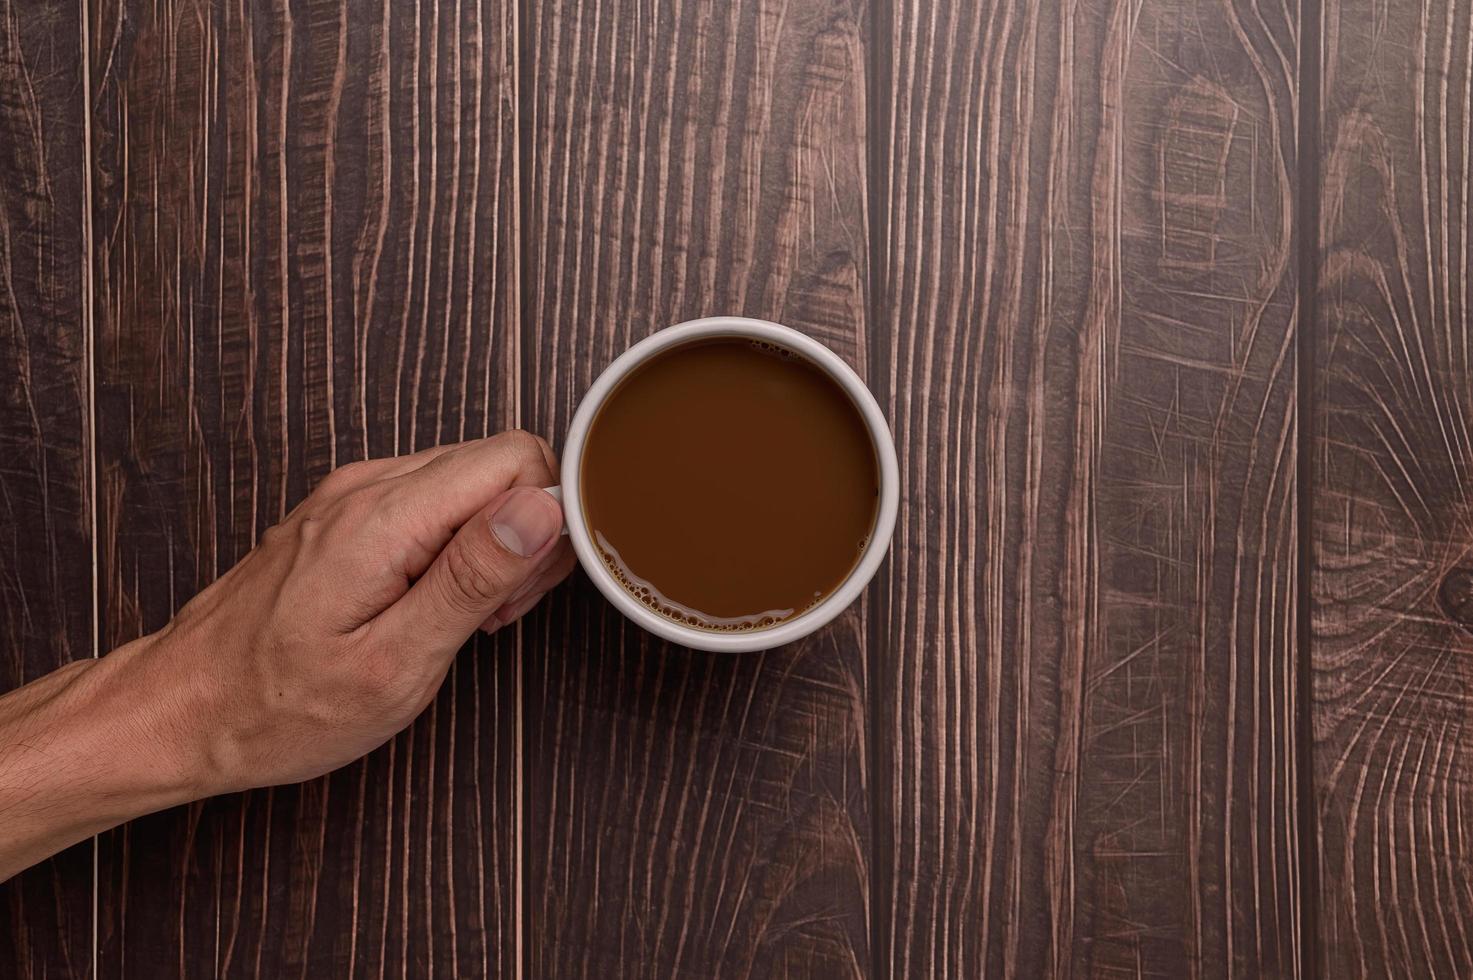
xmin=1438 ymin=567 xmax=1473 ymax=625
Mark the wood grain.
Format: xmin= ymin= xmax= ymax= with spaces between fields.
xmin=7 ymin=0 xmax=1473 ymax=972
xmin=1313 ymin=0 xmax=1473 ymax=973
xmin=520 ymin=0 xmax=873 ymax=975
xmin=87 ymin=0 xmax=523 ymax=974
xmin=874 ymin=0 xmax=1302 ymax=974
xmin=0 ymin=0 xmax=95 ymax=975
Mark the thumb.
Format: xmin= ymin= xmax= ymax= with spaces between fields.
xmin=372 ymin=487 xmax=564 ymax=654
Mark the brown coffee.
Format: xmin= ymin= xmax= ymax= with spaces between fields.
xmin=580 ymin=338 xmax=879 ymax=632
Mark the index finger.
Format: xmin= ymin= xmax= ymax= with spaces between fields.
xmin=377 ymin=430 xmax=560 ymax=580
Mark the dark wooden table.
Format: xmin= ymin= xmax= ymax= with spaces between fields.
xmin=1 ymin=0 xmax=1469 ymax=975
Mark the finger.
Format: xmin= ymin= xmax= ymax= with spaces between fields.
xmin=312 ymin=433 xmax=545 ymax=504
xmin=290 ymin=458 xmax=400 ymax=513
xmin=302 ymin=441 xmax=479 ymax=506
xmin=479 ymin=544 xmax=577 ymax=633
xmin=496 ymin=538 xmax=573 ymax=610
xmin=355 ymin=438 xmax=483 ymax=482
xmin=480 ymin=550 xmax=575 ymax=633
xmin=378 ymin=431 xmax=560 ymax=580
xmin=370 ymin=486 xmax=564 ymax=656
xmin=481 ymin=587 xmax=550 ymax=634
xmin=395 ymin=431 xmax=559 ymax=501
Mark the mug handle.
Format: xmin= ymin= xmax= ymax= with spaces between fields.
xmin=543 ymin=486 xmax=570 ymax=536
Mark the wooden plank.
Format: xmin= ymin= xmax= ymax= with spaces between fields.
xmin=520 ymin=0 xmax=873 ymax=974
xmin=1313 ymin=0 xmax=1473 ymax=973
xmin=0 ymin=0 xmax=95 ymax=975
xmin=88 ymin=0 xmax=522 ymax=974
xmin=875 ymin=0 xmax=1301 ymax=974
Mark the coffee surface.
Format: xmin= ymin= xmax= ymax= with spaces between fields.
xmin=581 ymin=338 xmax=879 ymax=631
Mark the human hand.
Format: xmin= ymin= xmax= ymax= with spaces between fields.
xmin=0 ymin=431 xmax=577 ymax=881
xmin=124 ymin=430 xmax=575 ymax=795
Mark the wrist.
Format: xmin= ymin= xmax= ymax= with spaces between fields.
xmin=93 ymin=631 xmax=232 ymax=803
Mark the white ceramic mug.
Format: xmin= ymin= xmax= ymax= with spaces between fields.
xmin=549 ymin=316 xmax=899 ymax=652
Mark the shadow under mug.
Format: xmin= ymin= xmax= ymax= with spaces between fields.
xmin=544 ymin=316 xmax=900 ymax=652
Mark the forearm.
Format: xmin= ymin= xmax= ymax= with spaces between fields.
xmin=0 ymin=637 xmax=207 ymax=882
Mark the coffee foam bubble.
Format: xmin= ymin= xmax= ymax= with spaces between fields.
xmin=594 ymin=532 xmax=795 ymax=633
xmin=747 ymin=339 xmax=801 ymax=360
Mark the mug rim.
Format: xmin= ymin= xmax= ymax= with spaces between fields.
xmin=559 ymin=316 xmax=900 ymax=653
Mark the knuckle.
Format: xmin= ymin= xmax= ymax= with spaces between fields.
xmin=354 ymin=642 xmax=408 ymax=701
xmin=421 ymin=446 xmax=464 ymax=472
xmin=334 ymin=485 xmax=383 ymax=525
xmin=297 ymin=514 xmax=326 ymax=544
xmin=367 ymin=483 xmax=419 ymax=535
xmin=500 ymin=428 xmax=546 ymax=459
xmin=442 ymin=541 xmax=511 ymax=609
xmin=355 ymin=645 xmax=444 ymax=721
xmin=346 ymin=650 xmax=423 ymax=718
xmin=316 ymin=460 xmax=364 ymax=495
xmin=500 ymin=429 xmax=558 ymax=481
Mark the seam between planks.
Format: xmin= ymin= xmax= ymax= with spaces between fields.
xmin=1295 ymin=0 xmax=1323 ymax=973
xmin=515 ymin=0 xmax=531 ymax=971
xmin=513 ymin=0 xmax=525 ymax=971
xmin=77 ymin=0 xmax=100 ymax=972
xmin=864 ymin=0 xmax=894 ymax=974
